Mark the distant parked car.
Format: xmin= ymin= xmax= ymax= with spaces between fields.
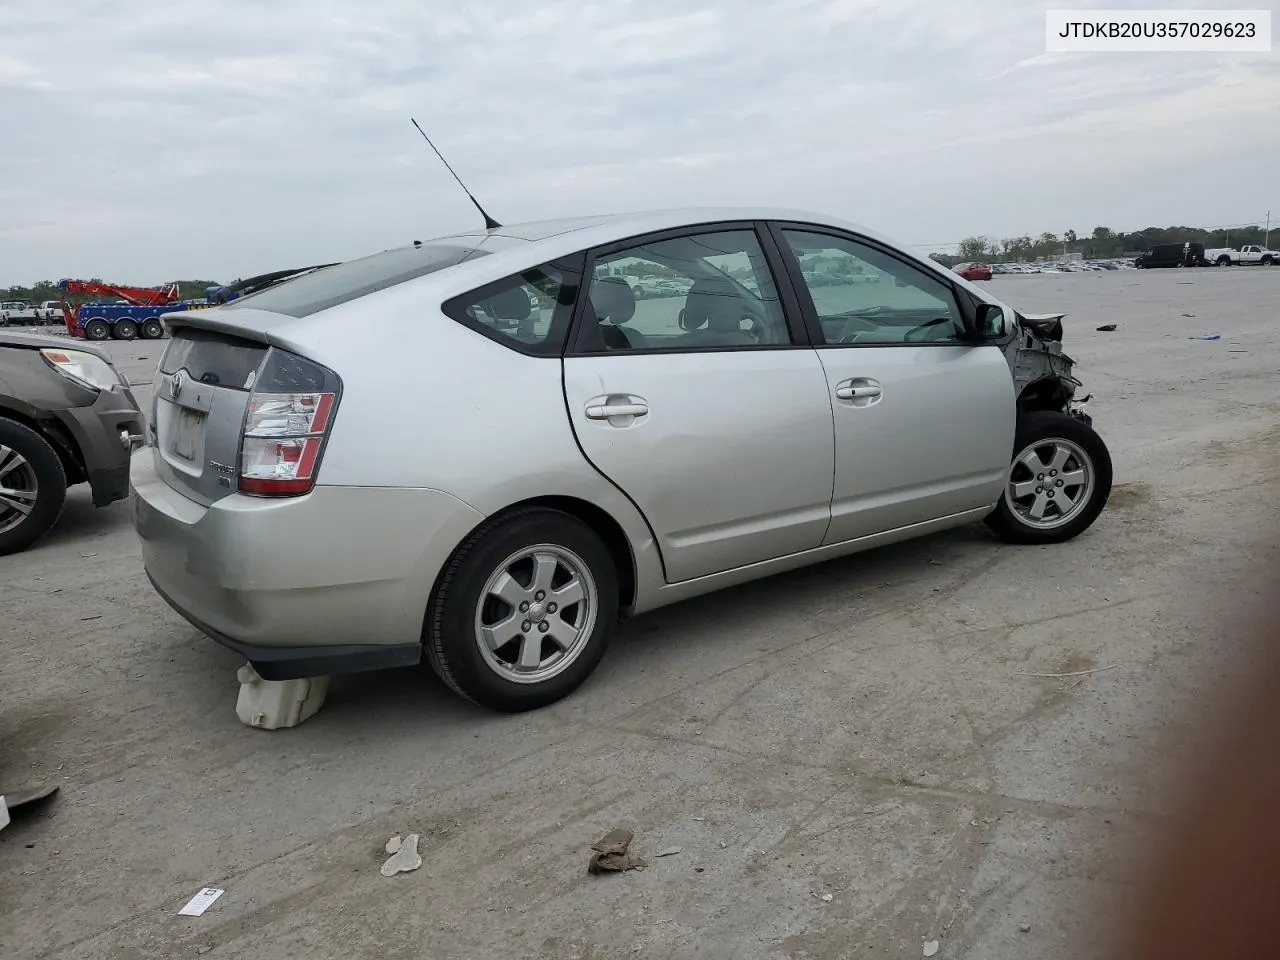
xmin=952 ymin=263 xmax=993 ymax=281
xmin=131 ymin=206 xmax=1113 ymax=712
xmin=0 ymin=329 xmax=145 ymax=555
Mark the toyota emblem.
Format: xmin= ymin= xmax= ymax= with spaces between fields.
xmin=168 ymin=370 xmax=187 ymax=400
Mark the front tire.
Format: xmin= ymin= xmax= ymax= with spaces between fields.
xmin=985 ymin=411 xmax=1112 ymax=545
xmin=0 ymin=418 xmax=68 ymax=556
xmin=425 ymin=508 xmax=619 ymax=712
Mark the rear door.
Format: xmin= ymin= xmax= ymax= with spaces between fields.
xmin=767 ymin=222 xmax=1015 ymax=546
xmin=151 ymin=327 xmax=269 ymax=504
xmin=561 ymin=222 xmax=835 ymax=584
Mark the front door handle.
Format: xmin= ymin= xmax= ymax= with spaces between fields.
xmin=585 ymin=395 xmax=649 ymax=421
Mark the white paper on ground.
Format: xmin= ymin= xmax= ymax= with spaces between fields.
xmin=179 ymin=888 xmax=225 ymax=917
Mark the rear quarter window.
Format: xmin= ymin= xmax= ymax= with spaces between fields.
xmin=442 ymin=254 xmax=585 ymax=357
xmin=223 ymin=243 xmax=490 ymax=318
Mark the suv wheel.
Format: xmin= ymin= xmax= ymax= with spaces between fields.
xmin=0 ymin=419 xmax=68 ymax=556
xmin=426 ymin=508 xmax=619 ymax=712
xmin=985 ymin=411 xmax=1113 ymax=545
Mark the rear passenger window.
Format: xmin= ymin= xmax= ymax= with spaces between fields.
xmin=444 ymin=256 xmax=583 ymax=356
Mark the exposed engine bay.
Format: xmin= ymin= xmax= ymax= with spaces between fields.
xmin=1005 ymin=311 xmax=1092 ymax=426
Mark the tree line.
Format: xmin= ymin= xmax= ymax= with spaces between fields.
xmin=937 ymin=224 xmax=1274 ymax=266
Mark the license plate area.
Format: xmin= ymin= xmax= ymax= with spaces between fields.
xmin=158 ymin=400 xmax=209 ymax=476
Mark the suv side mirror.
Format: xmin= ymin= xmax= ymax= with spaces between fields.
xmin=973 ymin=303 xmax=1007 ymax=339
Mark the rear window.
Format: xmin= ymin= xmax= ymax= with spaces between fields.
xmin=160 ymin=328 xmax=267 ymax=390
xmin=222 ymin=243 xmax=490 ymax=318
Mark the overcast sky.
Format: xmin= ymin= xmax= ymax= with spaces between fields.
xmin=1 ymin=0 xmax=1277 ymax=285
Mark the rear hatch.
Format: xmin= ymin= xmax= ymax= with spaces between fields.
xmin=150 ymin=326 xmax=268 ymax=505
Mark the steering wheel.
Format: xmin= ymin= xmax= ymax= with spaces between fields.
xmin=903 ymin=316 xmax=955 ymax=343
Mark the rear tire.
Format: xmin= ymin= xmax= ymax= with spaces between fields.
xmin=425 ymin=508 xmax=619 ymax=712
xmin=985 ymin=411 xmax=1112 ymax=545
xmin=0 ymin=418 xmax=67 ymax=556
xmin=1263 ymin=255 xmax=1275 ymax=266
xmin=112 ymin=319 xmax=138 ymax=340
xmin=1218 ymin=256 xmax=1231 ymax=266
xmin=140 ymin=319 xmax=164 ymax=339
xmin=83 ymin=319 xmax=110 ymax=341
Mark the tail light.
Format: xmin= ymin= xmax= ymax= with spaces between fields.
xmin=238 ymin=348 xmax=341 ymax=497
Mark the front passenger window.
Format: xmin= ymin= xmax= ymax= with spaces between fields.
xmin=781 ymin=230 xmax=965 ymax=345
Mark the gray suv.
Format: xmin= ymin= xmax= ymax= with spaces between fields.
xmin=0 ymin=330 xmax=145 ymax=555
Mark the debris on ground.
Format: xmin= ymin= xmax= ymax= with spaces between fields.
xmin=654 ymin=846 xmax=682 ymax=858
xmin=1015 ymin=664 xmax=1118 ymax=679
xmin=923 ymin=940 xmax=940 ymax=957
xmin=1018 ymin=923 xmax=1032 ymax=933
xmin=380 ymin=833 xmax=422 ymax=876
xmin=178 ymin=887 xmax=224 ymax=917
xmin=385 ymin=835 xmax=402 ymax=854
xmin=588 ymin=828 xmax=647 ymax=874
xmin=1181 ymin=312 xmax=1195 ymax=317
xmin=1188 ymin=334 xmax=1221 ymax=341
xmin=1095 ymin=324 xmax=1117 ymax=332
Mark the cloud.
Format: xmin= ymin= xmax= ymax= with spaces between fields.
xmin=0 ymin=0 xmax=1276 ymax=284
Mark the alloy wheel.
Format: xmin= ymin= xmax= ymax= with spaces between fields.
xmin=473 ymin=544 xmax=598 ymax=684
xmin=0 ymin=444 xmax=39 ymax=535
xmin=1004 ymin=438 xmax=1095 ymax=531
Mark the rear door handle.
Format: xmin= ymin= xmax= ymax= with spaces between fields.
xmin=834 ymin=383 xmax=882 ymax=401
xmin=585 ymin=396 xmax=649 ymax=420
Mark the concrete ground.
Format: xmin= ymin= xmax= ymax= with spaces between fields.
xmin=3 ymin=267 xmax=1279 ymax=959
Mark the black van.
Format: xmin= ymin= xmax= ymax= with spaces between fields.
xmin=1134 ymin=242 xmax=1206 ymax=268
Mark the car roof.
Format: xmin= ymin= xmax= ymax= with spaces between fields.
xmin=431 ymin=206 xmax=889 ymax=250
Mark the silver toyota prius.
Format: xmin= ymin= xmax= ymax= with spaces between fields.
xmin=130 ymin=207 xmax=1112 ymax=712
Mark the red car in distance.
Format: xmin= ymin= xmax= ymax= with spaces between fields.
xmin=952 ymin=262 xmax=993 ymax=281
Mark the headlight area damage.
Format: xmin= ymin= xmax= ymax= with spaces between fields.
xmin=1004 ymin=311 xmax=1093 ymax=427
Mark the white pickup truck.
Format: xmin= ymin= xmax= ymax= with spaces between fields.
xmin=38 ymin=300 xmax=65 ymax=324
xmin=0 ymin=301 xmax=42 ymax=325
xmin=1205 ymin=244 xmax=1278 ymax=266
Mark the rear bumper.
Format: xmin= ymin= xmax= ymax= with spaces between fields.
xmin=129 ymin=450 xmax=487 ymax=676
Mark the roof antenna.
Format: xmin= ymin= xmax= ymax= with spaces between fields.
xmin=410 ymin=118 xmax=501 ymax=230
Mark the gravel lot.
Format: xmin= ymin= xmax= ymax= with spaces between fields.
xmin=3 ymin=267 xmax=1280 ymax=959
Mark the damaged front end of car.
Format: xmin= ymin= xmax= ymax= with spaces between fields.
xmin=1004 ymin=311 xmax=1093 ymax=427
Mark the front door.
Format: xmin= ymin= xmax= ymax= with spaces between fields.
xmin=770 ymin=224 xmax=1016 ymax=546
xmin=561 ymin=224 xmax=835 ymax=584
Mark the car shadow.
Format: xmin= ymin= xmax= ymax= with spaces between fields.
xmin=323 ymin=522 xmax=1001 ymax=727
xmin=33 ymin=489 xmax=133 ymax=552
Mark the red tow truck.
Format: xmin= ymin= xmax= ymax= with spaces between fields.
xmin=56 ymin=279 xmax=210 ymax=341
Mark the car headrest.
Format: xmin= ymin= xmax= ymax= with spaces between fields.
xmin=483 ymin=284 xmax=532 ymax=321
xmin=589 ymin=276 xmax=636 ymax=324
xmin=682 ymin=278 xmax=742 ymax=331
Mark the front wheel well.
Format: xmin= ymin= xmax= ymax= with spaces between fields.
xmin=453 ymin=496 xmax=638 ymax=619
xmin=1017 ymin=377 xmax=1073 ymax=416
xmin=0 ymin=410 xmax=87 ymax=486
